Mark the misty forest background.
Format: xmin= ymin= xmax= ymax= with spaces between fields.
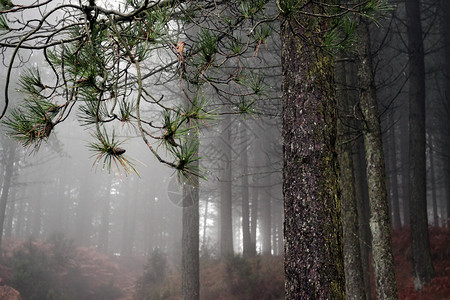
xmin=0 ymin=0 xmax=449 ymax=300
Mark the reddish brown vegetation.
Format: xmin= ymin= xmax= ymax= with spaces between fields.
xmin=392 ymin=226 xmax=450 ymax=300
xmin=0 ymin=227 xmax=447 ymax=299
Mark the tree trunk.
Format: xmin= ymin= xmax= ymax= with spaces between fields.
xmin=220 ymin=114 xmax=233 ymax=257
xmin=388 ymin=112 xmax=401 ymax=229
xmin=355 ymin=15 xmax=398 ymax=300
xmin=441 ymin=0 xmax=450 ymax=227
xmin=121 ymin=179 xmax=138 ymax=256
xmin=182 ymin=162 xmax=200 ymax=300
xmin=354 ymin=138 xmax=372 ymax=299
xmin=405 ymin=0 xmax=435 ymax=289
xmin=428 ymin=135 xmax=438 ymax=226
xmin=98 ymin=181 xmax=112 ymax=253
xmin=335 ymin=56 xmax=367 ymax=300
xmin=400 ymin=115 xmax=410 ymax=226
xmin=31 ymin=185 xmax=42 ymax=238
xmin=281 ymin=1 xmax=345 ymax=298
xmin=240 ymin=122 xmax=252 ymax=257
xmin=261 ymin=175 xmax=272 ymax=255
xmin=347 ymin=59 xmax=372 ymax=299
xmin=75 ymin=177 xmax=93 ymax=246
xmin=250 ymin=184 xmax=258 ymax=255
xmin=5 ymin=193 xmax=16 ymax=238
xmin=0 ymin=141 xmax=16 ymax=252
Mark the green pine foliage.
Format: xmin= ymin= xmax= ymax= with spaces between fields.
xmin=0 ymin=1 xmax=276 ymax=178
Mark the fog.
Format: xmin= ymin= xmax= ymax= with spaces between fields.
xmin=1 ymin=0 xmax=449 ymax=299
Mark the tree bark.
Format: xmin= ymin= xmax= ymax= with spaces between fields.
xmin=281 ymin=1 xmax=345 ymax=298
xmin=355 ymin=15 xmax=398 ymax=300
xmin=405 ymin=0 xmax=435 ymax=289
xmin=348 ymin=60 xmax=372 ymax=299
xmin=335 ymin=56 xmax=367 ymax=300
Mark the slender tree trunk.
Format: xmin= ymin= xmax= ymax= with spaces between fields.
xmin=75 ymin=178 xmax=93 ymax=246
xmin=15 ymin=194 xmax=24 ymax=238
xmin=336 ymin=56 xmax=367 ymax=300
xmin=261 ymin=175 xmax=272 ymax=255
xmin=98 ymin=182 xmax=112 ymax=253
xmin=240 ymin=122 xmax=252 ymax=257
xmin=346 ymin=59 xmax=372 ymax=299
xmin=400 ymin=116 xmax=410 ymax=226
xmin=428 ymin=135 xmax=438 ymax=226
xmin=201 ymin=194 xmax=209 ymax=251
xmin=220 ymin=114 xmax=233 ymax=257
xmin=250 ymin=185 xmax=258 ymax=255
xmin=388 ymin=112 xmax=401 ymax=229
xmin=405 ymin=0 xmax=435 ymax=289
xmin=0 ymin=141 xmax=16 ymax=252
xmin=354 ymin=138 xmax=372 ymax=300
xmin=31 ymin=185 xmax=42 ymax=238
xmin=281 ymin=1 xmax=345 ymax=298
xmin=121 ymin=179 xmax=138 ymax=256
xmin=182 ymin=160 xmax=200 ymax=300
xmin=355 ymin=15 xmax=398 ymax=300
xmin=5 ymin=194 xmax=15 ymax=238
xmin=441 ymin=0 xmax=450 ymax=227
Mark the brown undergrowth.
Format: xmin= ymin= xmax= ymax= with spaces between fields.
xmin=0 ymin=227 xmax=447 ymax=299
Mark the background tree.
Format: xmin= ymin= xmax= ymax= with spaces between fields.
xmin=354 ymin=9 xmax=398 ymax=299
xmin=405 ymin=0 xmax=435 ymax=290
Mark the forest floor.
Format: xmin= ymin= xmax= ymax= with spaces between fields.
xmin=392 ymin=226 xmax=450 ymax=300
xmin=0 ymin=226 xmax=447 ymax=299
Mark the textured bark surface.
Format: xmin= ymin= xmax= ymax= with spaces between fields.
xmin=281 ymin=1 xmax=345 ymax=298
xmin=355 ymin=17 xmax=398 ymax=300
xmin=335 ymin=58 xmax=366 ymax=300
xmin=347 ymin=62 xmax=372 ymax=299
xmin=405 ymin=0 xmax=435 ymax=290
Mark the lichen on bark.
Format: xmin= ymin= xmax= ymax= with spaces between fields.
xmin=281 ymin=1 xmax=345 ymax=299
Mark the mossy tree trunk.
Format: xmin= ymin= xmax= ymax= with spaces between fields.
xmin=405 ymin=0 xmax=435 ymax=290
xmin=280 ymin=1 xmax=345 ymax=298
xmin=335 ymin=57 xmax=367 ymax=300
xmin=354 ymin=14 xmax=398 ymax=300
